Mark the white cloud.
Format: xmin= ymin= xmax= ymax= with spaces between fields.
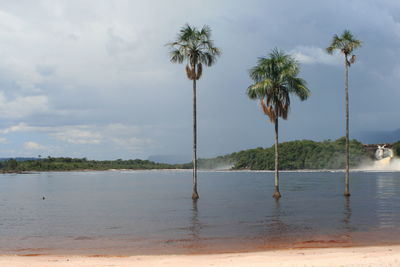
xmin=51 ymin=127 xmax=102 ymax=144
xmin=111 ymin=137 xmax=155 ymax=151
xmin=290 ymin=46 xmax=342 ymax=65
xmin=104 ymin=123 xmax=141 ymax=136
xmin=105 ymin=27 xmax=140 ymax=57
xmin=0 ymin=9 xmax=26 ymax=32
xmin=0 ymin=122 xmax=41 ymax=134
xmin=24 ymin=141 xmax=47 ymax=150
xmin=0 ymin=122 xmax=156 ymax=153
xmin=0 ymin=92 xmax=49 ymax=119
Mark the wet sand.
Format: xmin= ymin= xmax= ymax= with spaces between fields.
xmin=4 ymin=229 xmax=399 ymax=256
xmin=1 ymin=245 xmax=399 ymax=266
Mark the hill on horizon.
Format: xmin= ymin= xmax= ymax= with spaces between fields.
xmin=196 ymin=138 xmax=400 ymax=170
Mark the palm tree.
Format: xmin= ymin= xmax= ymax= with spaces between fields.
xmin=247 ymin=48 xmax=310 ymax=199
xmin=326 ymin=30 xmax=361 ymax=197
xmin=167 ymin=24 xmax=221 ymax=200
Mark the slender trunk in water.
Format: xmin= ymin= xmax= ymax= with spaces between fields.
xmin=344 ymin=56 xmax=350 ymax=197
xmin=192 ymin=75 xmax=199 ymax=200
xmin=272 ymin=117 xmax=281 ymax=199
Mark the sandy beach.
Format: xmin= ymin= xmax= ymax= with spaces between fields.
xmin=1 ymin=245 xmax=399 ymax=267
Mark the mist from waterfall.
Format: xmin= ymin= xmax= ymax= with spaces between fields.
xmin=358 ymin=145 xmax=400 ymax=171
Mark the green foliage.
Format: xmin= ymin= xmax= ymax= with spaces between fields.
xmin=0 ymin=157 xmax=187 ymax=172
xmin=393 ymin=141 xmax=400 ymax=156
xmin=326 ymin=30 xmax=362 ymax=56
xmin=199 ymin=138 xmax=370 ymax=170
xmin=0 ymin=138 xmax=377 ymax=172
xmin=167 ymin=24 xmax=221 ymax=80
xmin=247 ymin=48 xmax=310 ymax=122
xmin=1 ymin=159 xmax=18 ymax=170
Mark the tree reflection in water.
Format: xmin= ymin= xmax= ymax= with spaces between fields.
xmin=189 ymin=200 xmax=201 ymax=241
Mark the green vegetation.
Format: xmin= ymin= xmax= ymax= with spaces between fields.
xmin=393 ymin=141 xmax=400 ymax=156
xmin=167 ymin=24 xmax=221 ymax=200
xmin=246 ymin=48 xmax=310 ymax=199
xmin=0 ymin=139 xmax=385 ymax=173
xmin=0 ymin=157 xmax=188 ymax=173
xmin=198 ymin=138 xmax=371 ymax=171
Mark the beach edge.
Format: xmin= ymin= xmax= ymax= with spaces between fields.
xmin=1 ymin=245 xmax=400 ymax=267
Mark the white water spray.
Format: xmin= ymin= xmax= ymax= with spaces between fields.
xmin=361 ymin=145 xmax=400 ymax=171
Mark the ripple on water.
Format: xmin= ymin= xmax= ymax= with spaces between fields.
xmin=0 ymin=170 xmax=399 ymax=255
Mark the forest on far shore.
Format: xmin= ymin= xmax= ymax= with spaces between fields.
xmin=197 ymin=138 xmax=400 ymax=170
xmin=1 ymin=138 xmax=399 ymax=172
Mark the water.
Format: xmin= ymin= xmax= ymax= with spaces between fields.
xmin=0 ymin=170 xmax=399 ymax=255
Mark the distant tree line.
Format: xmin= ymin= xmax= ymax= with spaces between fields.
xmin=393 ymin=141 xmax=400 ymax=157
xmin=197 ymin=138 xmax=376 ymax=170
xmin=0 ymin=138 xmax=396 ymax=173
xmin=0 ymin=157 xmax=189 ymax=173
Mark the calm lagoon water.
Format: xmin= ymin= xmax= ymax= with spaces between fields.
xmin=0 ymin=170 xmax=399 ymax=255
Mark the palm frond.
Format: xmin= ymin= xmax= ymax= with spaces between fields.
xmin=249 ymin=58 xmax=269 ymax=81
xmin=326 ymin=34 xmax=340 ymax=54
xmin=326 ymin=30 xmax=362 ymax=55
xmin=196 ymin=63 xmax=202 ymax=80
xmin=179 ymin=24 xmax=196 ymax=42
xmin=260 ymin=98 xmax=276 ymax=122
xmin=350 ymin=55 xmax=356 ymax=64
xmin=170 ymin=49 xmax=184 ymax=63
xmin=247 ymin=48 xmax=310 ymax=122
xmin=286 ymin=77 xmax=310 ymax=101
xmin=167 ymin=24 xmax=221 ymax=80
xmin=186 ymin=65 xmax=193 ymax=80
xmin=277 ymin=101 xmax=289 ymax=120
xmin=199 ymin=25 xmax=211 ymax=38
xmin=246 ymin=79 xmax=273 ymax=100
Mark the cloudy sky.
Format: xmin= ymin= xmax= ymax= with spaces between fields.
xmin=0 ymin=0 xmax=399 ymax=160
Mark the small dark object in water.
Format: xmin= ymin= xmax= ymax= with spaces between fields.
xmin=42 ymin=196 xmax=45 ymax=200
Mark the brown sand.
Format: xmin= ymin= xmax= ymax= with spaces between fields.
xmin=0 ymin=245 xmax=399 ymax=266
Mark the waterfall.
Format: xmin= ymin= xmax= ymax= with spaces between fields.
xmin=357 ymin=145 xmax=400 ymax=171
xmin=375 ymin=145 xmax=393 ymax=160
xmin=372 ymin=145 xmax=398 ymax=170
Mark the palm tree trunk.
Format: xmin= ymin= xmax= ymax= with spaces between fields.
xmin=344 ymin=56 xmax=350 ymax=197
xmin=192 ymin=77 xmax=199 ymax=200
xmin=272 ymin=117 xmax=281 ymax=199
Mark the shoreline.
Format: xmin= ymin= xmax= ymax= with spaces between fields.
xmin=3 ymin=233 xmax=400 ymax=257
xmin=2 ymin=168 xmax=400 ymax=174
xmin=1 ymin=245 xmax=400 ymax=266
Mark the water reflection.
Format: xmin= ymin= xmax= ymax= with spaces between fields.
xmin=342 ymin=197 xmax=354 ymax=231
xmin=1 ymin=171 xmax=400 ymax=254
xmin=189 ymin=200 xmax=201 ymax=241
xmin=375 ymin=174 xmax=400 ymax=229
xmin=261 ymin=200 xmax=291 ymax=243
xmin=270 ymin=200 xmax=283 ymax=229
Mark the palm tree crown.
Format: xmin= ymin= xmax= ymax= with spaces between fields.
xmin=326 ymin=30 xmax=362 ymax=65
xmin=167 ymin=24 xmax=221 ymax=80
xmin=247 ymin=48 xmax=310 ymax=120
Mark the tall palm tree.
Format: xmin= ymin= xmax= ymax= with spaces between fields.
xmin=326 ymin=30 xmax=361 ymax=197
xmin=167 ymin=24 xmax=221 ymax=200
xmin=247 ymin=48 xmax=310 ymax=199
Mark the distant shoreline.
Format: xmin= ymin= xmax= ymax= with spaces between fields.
xmin=1 ymin=168 xmax=399 ymax=174
xmin=1 ymin=138 xmax=397 ymax=173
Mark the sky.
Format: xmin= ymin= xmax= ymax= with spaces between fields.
xmin=0 ymin=0 xmax=399 ymax=160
